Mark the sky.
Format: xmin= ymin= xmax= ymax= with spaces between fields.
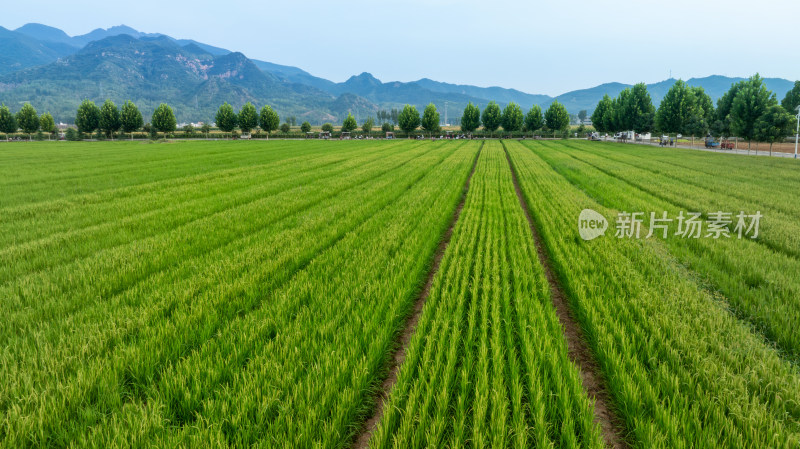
xmin=5 ymin=0 xmax=799 ymax=96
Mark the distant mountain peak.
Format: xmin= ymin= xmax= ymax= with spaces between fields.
xmin=345 ymin=72 xmax=381 ymax=86
xmin=14 ymin=23 xmax=76 ymax=47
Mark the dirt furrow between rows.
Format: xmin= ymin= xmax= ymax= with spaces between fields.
xmin=352 ymin=143 xmax=483 ymax=449
xmin=502 ymin=142 xmax=630 ymax=449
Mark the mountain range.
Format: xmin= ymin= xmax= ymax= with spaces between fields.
xmin=0 ymin=23 xmax=796 ymax=124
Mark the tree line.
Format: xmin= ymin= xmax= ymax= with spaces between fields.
xmin=0 ymin=99 xmax=570 ymax=140
xmin=456 ymin=100 xmax=569 ymax=137
xmin=6 ymin=77 xmax=797 ymax=144
xmin=0 ymin=103 xmax=57 ymax=139
xmin=590 ymin=75 xmax=800 ymax=150
xmin=0 ymin=99 xmax=173 ymax=140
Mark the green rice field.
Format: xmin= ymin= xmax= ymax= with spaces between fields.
xmin=1 ymin=139 xmax=799 ymax=448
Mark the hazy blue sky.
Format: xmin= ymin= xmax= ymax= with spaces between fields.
xmin=6 ymin=0 xmax=799 ymax=95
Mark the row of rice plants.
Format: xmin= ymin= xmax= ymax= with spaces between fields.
xmin=533 ymin=141 xmax=800 ymax=359
xmin=573 ymin=141 xmax=800 ymax=220
xmin=0 ymin=141 xmax=456 ymax=446
xmin=368 ymin=141 xmax=603 ymax=449
xmin=560 ymin=141 xmax=800 ymax=258
xmin=598 ymin=141 xmax=800 ymax=192
xmin=0 ymin=140 xmax=406 ymax=247
xmin=0 ymin=141 xmax=412 ymax=283
xmin=0 ymin=141 xmax=433 ymax=349
xmin=139 ymin=142 xmax=481 ymax=447
xmin=506 ymin=140 xmax=800 ymax=448
xmin=0 ymin=140 xmax=333 ymax=207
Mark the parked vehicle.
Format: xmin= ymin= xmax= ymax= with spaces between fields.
xmin=721 ymin=140 xmax=735 ymax=150
xmin=705 ymin=138 xmax=720 ymax=148
xmin=614 ymin=131 xmax=634 ymax=140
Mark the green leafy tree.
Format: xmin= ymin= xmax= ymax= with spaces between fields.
xmin=730 ymin=74 xmax=777 ymax=149
xmin=76 ymin=100 xmax=100 ymax=136
xmin=183 ymin=124 xmax=194 ymax=136
xmin=460 ymin=102 xmax=481 ymax=134
xmin=341 ymin=113 xmax=358 ymax=133
xmin=754 ymin=105 xmax=794 ymax=155
xmin=684 ymin=87 xmax=715 ymax=140
xmin=714 ymin=81 xmax=745 ymax=137
xmin=481 ymin=101 xmax=501 ymax=134
xmin=691 ymin=87 xmax=716 ymax=127
xmin=501 ymin=102 xmax=523 ymax=133
xmin=591 ymin=95 xmax=613 ymax=133
xmin=151 ymin=103 xmax=177 ymax=137
xmin=578 ymin=109 xmax=588 ymax=122
xmin=624 ymin=83 xmax=655 ymax=133
xmin=201 ymin=123 xmax=211 ymax=138
xmin=781 ymin=81 xmax=800 ymax=114
xmin=604 ymin=97 xmax=621 ymax=132
xmin=280 ymin=122 xmax=291 ymax=134
xmin=215 ymin=103 xmax=238 ymax=134
xmin=381 ymin=122 xmax=394 ymax=133
xmin=16 ymin=103 xmax=40 ymax=139
xmin=610 ymin=89 xmax=632 ymax=131
xmin=421 ymin=103 xmax=440 ymax=135
xmin=65 ymin=128 xmax=80 ymax=141
xmin=0 ymin=104 xmax=18 ymax=136
xmin=655 ymin=80 xmax=714 ymax=139
xmin=39 ymin=112 xmax=56 ymax=138
xmin=545 ymin=101 xmax=570 ymax=136
xmin=259 ymin=105 xmax=280 ymax=137
xmin=300 ymin=121 xmax=312 ymax=133
xmin=524 ymin=104 xmax=544 ymax=135
xmin=120 ymin=100 xmax=143 ymax=138
xmin=238 ymin=102 xmax=258 ymax=133
xmin=683 ymin=114 xmax=708 ymax=142
xmin=398 ymin=105 xmax=421 ymax=135
xmin=361 ymin=117 xmax=374 ymax=134
xmin=321 ymin=123 xmax=333 ymax=133
xmin=99 ymin=100 xmax=121 ymax=139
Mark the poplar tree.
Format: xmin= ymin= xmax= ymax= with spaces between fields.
xmin=524 ymin=104 xmax=544 ymax=135
xmin=259 ymin=105 xmax=280 ymax=138
xmin=460 ymin=102 xmax=481 ymax=134
xmin=421 ymin=103 xmax=440 ymax=135
xmin=398 ymin=105 xmax=421 ymax=135
xmin=501 ymin=102 xmax=523 ymax=133
xmin=481 ymin=101 xmax=501 ymax=135
xmin=99 ymin=100 xmax=121 ymax=139
xmin=238 ymin=102 xmax=258 ymax=133
xmin=120 ymin=100 xmax=144 ymax=138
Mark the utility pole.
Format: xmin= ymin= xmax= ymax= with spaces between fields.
xmin=795 ymin=105 xmax=799 ymax=159
xmin=444 ymin=101 xmax=448 ymax=127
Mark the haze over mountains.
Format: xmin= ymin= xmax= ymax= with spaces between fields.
xmin=0 ymin=23 xmax=795 ymax=124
